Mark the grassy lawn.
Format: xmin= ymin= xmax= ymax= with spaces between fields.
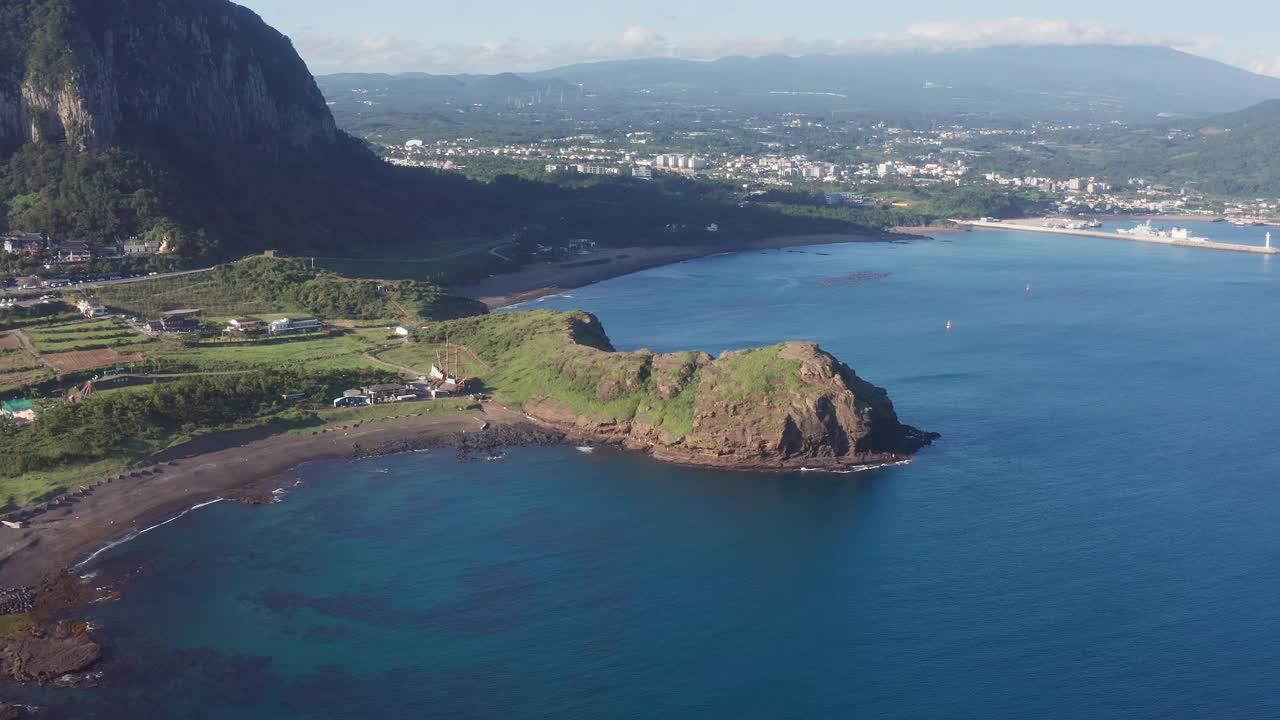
xmin=0 ymin=457 xmax=131 ymax=510
xmin=384 ymin=310 xmax=689 ymax=425
xmin=151 ymin=332 xmax=388 ymax=373
xmin=287 ymin=397 xmax=481 ymax=434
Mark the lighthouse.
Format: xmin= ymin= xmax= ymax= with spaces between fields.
xmin=1268 ymin=231 xmax=1273 ymax=250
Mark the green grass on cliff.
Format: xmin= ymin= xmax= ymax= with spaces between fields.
xmin=387 ymin=310 xmax=656 ymax=419
xmin=385 ymin=310 xmax=818 ymax=443
xmin=708 ymin=347 xmax=807 ymax=407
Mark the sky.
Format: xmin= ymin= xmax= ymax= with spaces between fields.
xmin=238 ymin=0 xmax=1280 ymax=78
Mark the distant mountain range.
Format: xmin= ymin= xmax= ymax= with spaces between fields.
xmin=318 ymin=45 xmax=1280 ymax=122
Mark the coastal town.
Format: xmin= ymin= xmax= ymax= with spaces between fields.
xmin=383 ymin=117 xmax=1280 ymax=222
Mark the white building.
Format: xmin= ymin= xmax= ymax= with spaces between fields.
xmin=76 ymin=298 xmax=108 ymax=318
xmin=269 ymin=317 xmax=323 ymax=335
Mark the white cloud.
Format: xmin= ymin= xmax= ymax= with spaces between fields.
xmin=289 ymin=18 xmax=1280 ymax=79
xmin=1237 ymin=54 xmax=1280 ymax=78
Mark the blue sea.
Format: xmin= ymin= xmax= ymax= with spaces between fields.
xmin=19 ymin=227 xmax=1280 ymax=718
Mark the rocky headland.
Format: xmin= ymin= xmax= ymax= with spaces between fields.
xmin=429 ymin=310 xmax=938 ymax=471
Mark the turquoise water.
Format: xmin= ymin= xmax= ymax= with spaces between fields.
xmin=24 ymin=229 xmax=1280 ymax=718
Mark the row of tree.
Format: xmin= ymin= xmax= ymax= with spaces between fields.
xmin=0 ymin=367 xmax=397 ymax=477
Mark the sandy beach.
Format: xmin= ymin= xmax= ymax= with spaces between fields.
xmin=0 ymin=405 xmax=540 ymax=588
xmin=454 ymin=231 xmax=915 ymax=309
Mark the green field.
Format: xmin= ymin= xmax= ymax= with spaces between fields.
xmin=149 ymin=331 xmax=395 ymax=373
xmin=26 ymin=319 xmax=155 ymax=353
xmin=291 ymin=397 xmax=481 ymax=434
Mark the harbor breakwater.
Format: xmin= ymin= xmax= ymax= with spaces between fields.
xmin=958 ymin=220 xmax=1279 ymax=255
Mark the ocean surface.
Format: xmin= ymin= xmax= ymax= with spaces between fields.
xmin=18 ymin=227 xmax=1280 ymax=718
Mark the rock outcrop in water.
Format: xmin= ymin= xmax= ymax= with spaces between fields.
xmin=429 ymin=310 xmax=938 ymax=471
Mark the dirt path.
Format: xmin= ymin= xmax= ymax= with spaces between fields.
xmin=6 ymin=329 xmax=55 ymax=373
xmin=363 ymin=351 xmax=423 ymax=378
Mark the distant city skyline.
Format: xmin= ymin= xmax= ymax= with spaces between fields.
xmin=239 ymin=1 xmax=1280 ymax=78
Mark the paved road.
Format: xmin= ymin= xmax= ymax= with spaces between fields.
xmin=1 ymin=266 xmax=214 ymax=299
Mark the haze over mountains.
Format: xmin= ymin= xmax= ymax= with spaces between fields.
xmin=318 ymin=45 xmax=1280 ymax=122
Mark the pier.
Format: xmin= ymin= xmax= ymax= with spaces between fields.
xmin=957 ymin=220 xmax=1280 ymax=255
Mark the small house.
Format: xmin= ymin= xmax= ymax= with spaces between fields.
xmin=158 ymin=308 xmax=202 ymax=334
xmin=268 ymin=317 xmax=323 ymax=335
xmin=362 ymin=383 xmax=410 ymax=403
xmin=224 ymin=317 xmax=267 ymax=336
xmin=53 ymin=241 xmax=92 ymax=264
xmin=76 ymin=298 xmax=108 ymax=318
xmin=2 ymin=233 xmax=45 ymax=254
xmin=122 ymin=236 xmax=163 ymax=256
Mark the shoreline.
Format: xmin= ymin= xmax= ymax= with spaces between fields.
xmin=453 ymin=230 xmax=925 ymax=310
xmin=0 ymin=404 xmax=542 ymax=589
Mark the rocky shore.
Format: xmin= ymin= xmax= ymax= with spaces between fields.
xmin=523 ymin=340 xmax=938 ymax=472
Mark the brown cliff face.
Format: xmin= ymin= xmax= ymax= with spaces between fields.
xmin=0 ymin=0 xmax=336 ymax=155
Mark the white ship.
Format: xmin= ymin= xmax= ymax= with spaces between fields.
xmin=1117 ymin=220 xmax=1209 ymax=242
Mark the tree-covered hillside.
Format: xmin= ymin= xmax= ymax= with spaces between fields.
xmin=0 ymin=0 xmax=874 ymax=270
xmin=966 ymin=100 xmax=1280 ymax=196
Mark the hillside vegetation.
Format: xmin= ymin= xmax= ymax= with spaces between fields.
xmin=96 ymin=256 xmax=486 ymax=321
xmin=0 ymin=368 xmax=398 ymax=506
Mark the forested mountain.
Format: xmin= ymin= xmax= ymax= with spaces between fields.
xmin=960 ymin=99 xmax=1280 ymax=196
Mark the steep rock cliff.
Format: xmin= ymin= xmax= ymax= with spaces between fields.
xmin=0 ymin=0 xmax=335 ymax=155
